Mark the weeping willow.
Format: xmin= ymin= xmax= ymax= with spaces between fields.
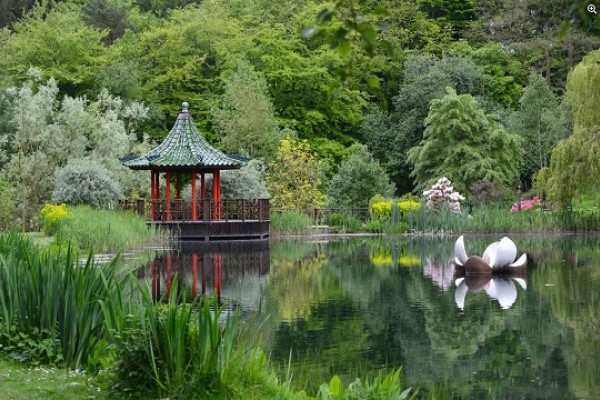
xmin=535 ymin=50 xmax=600 ymax=207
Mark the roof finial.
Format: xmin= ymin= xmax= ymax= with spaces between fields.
xmin=181 ymin=101 xmax=189 ymax=112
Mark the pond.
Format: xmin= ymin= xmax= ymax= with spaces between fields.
xmin=139 ymin=235 xmax=600 ymax=399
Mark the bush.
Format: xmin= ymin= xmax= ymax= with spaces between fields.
xmin=326 ymin=213 xmax=362 ymax=232
xmin=0 ymin=233 xmax=124 ymax=369
xmin=327 ymin=144 xmax=395 ymax=209
xmin=40 ymin=203 xmax=72 ymax=235
xmin=52 ymin=158 xmax=123 ymax=207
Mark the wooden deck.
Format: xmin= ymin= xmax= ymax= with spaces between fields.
xmin=120 ymin=198 xmax=270 ymax=241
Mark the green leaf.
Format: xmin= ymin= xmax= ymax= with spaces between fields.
xmin=337 ymin=42 xmax=352 ymax=57
xmin=372 ymin=6 xmax=390 ymax=15
xmin=316 ymin=8 xmax=333 ymax=24
xmin=330 ymin=27 xmax=349 ymax=49
xmin=400 ymin=387 xmax=413 ymax=399
xmin=329 ymin=375 xmax=342 ymax=398
xmin=367 ymin=76 xmax=381 ymax=88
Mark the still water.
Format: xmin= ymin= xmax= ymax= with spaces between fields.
xmin=139 ymin=235 xmax=600 ymax=399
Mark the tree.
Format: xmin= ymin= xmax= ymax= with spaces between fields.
xmin=408 ymin=88 xmax=522 ymax=197
xmin=0 ymin=4 xmax=108 ymax=96
xmin=211 ymin=61 xmax=283 ymax=160
xmin=52 ymin=158 xmax=123 ymax=207
xmin=536 ymin=49 xmax=600 ymax=207
xmin=265 ymin=138 xmax=326 ymax=209
xmin=1 ymin=75 xmax=149 ymax=229
xmin=508 ymin=73 xmax=571 ymax=185
xmin=326 ymin=144 xmax=394 ymax=208
xmin=366 ymin=53 xmax=483 ymax=192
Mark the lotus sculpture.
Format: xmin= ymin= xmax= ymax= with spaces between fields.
xmin=453 ymin=235 xmax=527 ymax=275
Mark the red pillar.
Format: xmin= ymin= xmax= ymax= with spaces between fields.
xmin=165 ymin=170 xmax=171 ymax=221
xmin=212 ymin=169 xmax=221 ymax=220
xmin=191 ymin=169 xmax=197 ymax=221
xmin=150 ymin=171 xmax=155 ymax=221
xmin=151 ymin=259 xmax=160 ymax=300
xmin=192 ymin=253 xmax=198 ymax=298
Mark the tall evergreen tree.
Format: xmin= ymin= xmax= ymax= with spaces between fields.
xmin=408 ymin=88 xmax=522 ymax=197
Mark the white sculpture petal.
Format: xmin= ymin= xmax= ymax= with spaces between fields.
xmin=490 ymin=237 xmax=518 ymax=269
xmin=454 ymin=235 xmax=469 ymax=265
xmin=454 ymin=257 xmax=464 ymax=267
xmin=509 ymin=253 xmax=527 ymax=268
xmin=482 ymin=241 xmax=499 ymax=267
xmin=513 ymin=277 xmax=527 ymax=290
xmin=454 ymin=280 xmax=468 ymax=310
xmin=492 ymin=278 xmax=517 ymax=309
xmin=455 ymin=278 xmax=464 ymax=286
xmin=485 ymin=279 xmax=498 ymax=299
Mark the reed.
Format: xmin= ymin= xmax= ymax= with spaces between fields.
xmin=54 ymin=206 xmax=162 ymax=253
xmin=270 ymin=210 xmax=313 ymax=234
xmin=0 ymin=232 xmax=125 ymax=370
xmin=102 ymin=281 xmax=240 ymax=398
xmin=405 ymin=206 xmax=600 ymax=234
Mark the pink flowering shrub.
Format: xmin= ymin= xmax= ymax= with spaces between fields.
xmin=423 ymin=177 xmax=465 ymax=213
xmin=510 ymin=196 xmax=543 ymax=212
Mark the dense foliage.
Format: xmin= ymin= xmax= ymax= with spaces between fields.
xmin=0 ymin=0 xmax=598 ymax=228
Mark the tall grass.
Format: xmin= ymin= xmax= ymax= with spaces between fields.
xmin=55 ymin=206 xmax=163 ymax=252
xmin=0 ymin=232 xmax=126 ymax=369
xmin=102 ymin=282 xmax=241 ymax=398
xmin=405 ymin=206 xmax=600 ymax=234
xmin=271 ymin=210 xmax=313 ymax=234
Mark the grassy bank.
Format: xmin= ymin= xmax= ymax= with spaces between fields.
xmin=0 ymin=232 xmax=414 ymax=399
xmin=271 ymin=207 xmax=600 ymax=235
xmin=49 ymin=205 xmax=164 ymax=253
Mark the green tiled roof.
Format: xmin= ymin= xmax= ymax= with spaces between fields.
xmin=122 ymin=102 xmax=241 ymax=170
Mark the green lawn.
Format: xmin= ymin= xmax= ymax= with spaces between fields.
xmin=0 ymin=359 xmax=110 ymax=400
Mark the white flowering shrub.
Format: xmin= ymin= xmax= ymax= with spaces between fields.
xmin=52 ymin=158 xmax=123 ymax=207
xmin=423 ymin=177 xmax=465 ymax=213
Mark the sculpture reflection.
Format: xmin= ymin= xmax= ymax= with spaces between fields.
xmin=454 ymin=275 xmax=527 ymax=310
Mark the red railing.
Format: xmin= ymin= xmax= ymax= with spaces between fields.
xmin=119 ymin=199 xmax=270 ymax=222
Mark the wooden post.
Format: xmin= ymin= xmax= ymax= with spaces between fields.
xmin=165 ymin=170 xmax=171 ymax=221
xmin=200 ymin=173 xmax=206 ymax=200
xmin=176 ymin=172 xmax=181 ymax=199
xmin=191 ymin=169 xmax=197 ymax=221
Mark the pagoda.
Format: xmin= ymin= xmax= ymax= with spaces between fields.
xmin=122 ymin=102 xmax=270 ymax=240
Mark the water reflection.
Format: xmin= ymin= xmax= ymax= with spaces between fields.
xmin=454 ymin=275 xmax=527 ymax=310
xmin=137 ymin=241 xmax=270 ymax=305
xmin=139 ymin=236 xmax=600 ymax=399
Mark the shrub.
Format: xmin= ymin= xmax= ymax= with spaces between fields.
xmin=52 ymin=158 xmax=123 ymax=207
xmin=40 ymin=203 xmax=72 ymax=235
xmin=326 ymin=144 xmax=395 ymax=208
xmin=326 ymin=213 xmax=362 ymax=232
xmin=511 ymin=196 xmax=543 ymax=212
xmin=423 ymin=177 xmax=465 ymax=212
xmin=0 ymin=233 xmax=124 ymax=369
